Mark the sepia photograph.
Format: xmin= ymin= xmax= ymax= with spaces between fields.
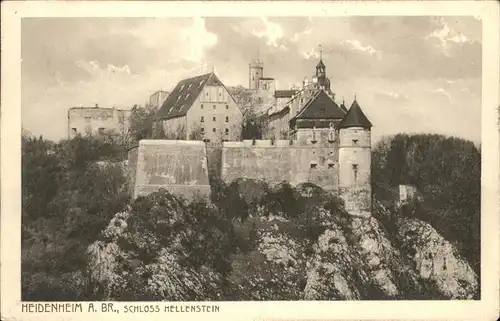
xmin=2 ymin=1 xmax=500 ymax=320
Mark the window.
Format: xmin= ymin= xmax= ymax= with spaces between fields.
xmin=84 ymin=116 xmax=91 ymax=122
xmin=352 ymin=164 xmax=359 ymax=182
xmin=201 ymin=128 xmax=205 ymax=133
xmin=201 ymin=116 xmax=204 ymax=122
xmin=328 ymin=163 xmax=335 ymax=169
xmin=213 ymin=128 xmax=216 ymax=133
xmin=353 ymin=139 xmax=359 ymax=145
xmin=226 ymin=104 xmax=229 ymax=110
xmin=71 ymin=128 xmax=77 ymax=133
xmin=225 ymin=116 xmax=229 ymax=122
xmin=225 ymin=128 xmax=229 ymax=135
xmin=310 ymin=163 xmax=317 ymax=169
xmin=201 ymin=104 xmax=204 ymax=109
xmin=213 ymin=105 xmax=216 ymax=110
xmin=213 ymin=116 xmax=216 ymax=121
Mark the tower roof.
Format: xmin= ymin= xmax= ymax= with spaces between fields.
xmin=338 ymin=99 xmax=372 ymax=129
xmin=292 ymin=90 xmax=346 ymax=121
xmin=316 ymin=59 xmax=325 ymax=68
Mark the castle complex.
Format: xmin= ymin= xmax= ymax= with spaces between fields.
xmin=128 ymin=47 xmax=374 ymax=217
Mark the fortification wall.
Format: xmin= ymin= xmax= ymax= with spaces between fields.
xmin=221 ymin=140 xmax=339 ymax=191
xmin=133 ymin=140 xmax=210 ymax=199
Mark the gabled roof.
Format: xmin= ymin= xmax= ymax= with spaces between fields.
xmin=338 ymin=99 xmax=372 ymax=129
xmin=291 ymin=90 xmax=346 ymax=121
xmin=156 ymin=72 xmax=224 ymax=120
xmin=275 ymin=90 xmax=297 ymax=99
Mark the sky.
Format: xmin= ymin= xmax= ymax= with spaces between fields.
xmin=21 ymin=16 xmax=482 ymax=143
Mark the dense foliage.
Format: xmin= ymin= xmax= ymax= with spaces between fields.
xmin=371 ymin=134 xmax=481 ymax=273
xmin=22 ymin=133 xmax=131 ymax=300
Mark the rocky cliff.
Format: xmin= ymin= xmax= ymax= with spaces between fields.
xmin=86 ymin=180 xmax=479 ymax=300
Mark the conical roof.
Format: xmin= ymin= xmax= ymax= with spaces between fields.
xmin=316 ymin=59 xmax=325 ymax=68
xmin=338 ymin=99 xmax=372 ymax=129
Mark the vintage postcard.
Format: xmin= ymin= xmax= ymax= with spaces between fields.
xmin=1 ymin=1 xmax=499 ymax=320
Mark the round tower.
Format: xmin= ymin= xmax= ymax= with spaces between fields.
xmin=338 ymin=98 xmax=373 ymax=217
xmin=249 ymin=58 xmax=263 ymax=90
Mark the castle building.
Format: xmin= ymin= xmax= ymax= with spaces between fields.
xmin=337 ymin=98 xmax=373 ymax=216
xmin=248 ymin=54 xmax=277 ymax=114
xmin=148 ymin=90 xmax=170 ymax=109
xmin=155 ymin=72 xmax=243 ymax=142
xmin=129 ymin=46 xmax=374 ymax=217
xmin=67 ymin=105 xmax=131 ymax=139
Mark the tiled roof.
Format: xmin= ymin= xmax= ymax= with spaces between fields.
xmin=275 ymin=90 xmax=297 ymax=99
xmin=338 ymin=99 xmax=372 ymax=129
xmin=292 ymin=90 xmax=346 ymax=121
xmin=268 ymin=105 xmax=290 ymax=118
xmin=156 ymin=73 xmax=226 ymax=120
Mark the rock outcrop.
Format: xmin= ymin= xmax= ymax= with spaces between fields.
xmin=87 ymin=182 xmax=479 ymax=301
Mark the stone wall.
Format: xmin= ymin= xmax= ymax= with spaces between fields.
xmin=132 ymin=140 xmax=210 ymax=200
xmin=68 ymin=106 xmax=130 ymax=138
xmin=221 ymin=140 xmax=339 ymax=192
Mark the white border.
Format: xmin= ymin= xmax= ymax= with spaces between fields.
xmin=2 ymin=1 xmax=499 ymax=321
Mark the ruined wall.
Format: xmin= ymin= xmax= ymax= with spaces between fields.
xmin=133 ymin=140 xmax=210 ymax=199
xmin=221 ymin=140 xmax=339 ymax=192
xmin=68 ymin=107 xmax=130 ymax=138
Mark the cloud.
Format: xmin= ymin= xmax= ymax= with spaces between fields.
xmin=426 ymin=18 xmax=473 ymax=56
xmin=21 ymin=16 xmax=482 ymax=144
xmin=341 ymin=39 xmax=382 ymax=58
xmin=252 ymin=17 xmax=284 ymax=47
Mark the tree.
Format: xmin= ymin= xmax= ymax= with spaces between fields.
xmin=371 ymin=133 xmax=481 ymax=272
xmin=129 ymin=104 xmax=158 ymax=142
xmin=189 ymin=123 xmax=204 ymax=140
xmin=228 ymin=86 xmax=265 ymax=140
